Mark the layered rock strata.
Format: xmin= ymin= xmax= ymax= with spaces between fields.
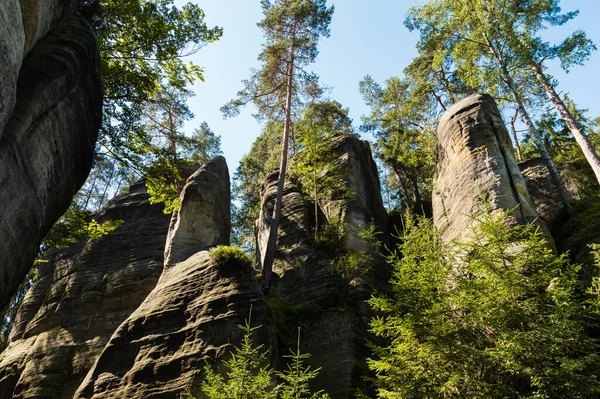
xmin=75 ymin=157 xmax=269 ymax=398
xmin=323 ymin=135 xmax=388 ymax=253
xmin=255 ymin=136 xmax=387 ymax=398
xmin=0 ymin=180 xmax=171 ymax=399
xmin=0 ymin=13 xmax=102 ymax=309
xmin=433 ymin=93 xmax=553 ymax=246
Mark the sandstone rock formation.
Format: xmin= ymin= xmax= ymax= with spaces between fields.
xmin=255 ymin=135 xmax=387 ymax=398
xmin=0 ymin=12 xmax=102 ymax=309
xmin=75 ymin=157 xmax=269 ymax=399
xmin=0 ymin=180 xmax=171 ymax=398
xmin=164 ymin=157 xmax=231 ymax=266
xmin=323 ymin=135 xmax=388 ymax=253
xmin=433 ymin=93 xmax=553 ymax=246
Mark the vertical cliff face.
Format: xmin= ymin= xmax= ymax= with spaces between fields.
xmin=433 ymin=94 xmax=553 ymax=246
xmin=0 ymin=4 xmax=102 ymax=310
xmin=0 ymin=180 xmax=171 ymax=399
xmin=75 ymin=157 xmax=269 ymax=399
xmin=255 ymin=136 xmax=387 ymax=398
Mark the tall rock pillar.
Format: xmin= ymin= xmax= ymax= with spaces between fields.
xmin=433 ymin=93 xmax=553 ymax=246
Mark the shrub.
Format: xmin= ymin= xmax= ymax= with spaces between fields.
xmin=365 ymin=209 xmax=600 ymax=398
xmin=209 ymin=246 xmax=255 ymax=270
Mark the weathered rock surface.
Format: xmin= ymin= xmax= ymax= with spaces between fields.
xmin=0 ymin=0 xmax=80 ymax=135
xmin=164 ymin=157 xmax=231 ymax=266
xmin=255 ymin=136 xmax=386 ymax=398
xmin=75 ymin=157 xmax=269 ymax=399
xmin=0 ymin=14 xmax=102 ymax=310
xmin=0 ymin=181 xmax=171 ymax=399
xmin=433 ymin=94 xmax=553 ymax=246
xmin=323 ymin=135 xmax=388 ymax=253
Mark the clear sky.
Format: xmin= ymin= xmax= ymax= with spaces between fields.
xmin=179 ymin=0 xmax=600 ymax=174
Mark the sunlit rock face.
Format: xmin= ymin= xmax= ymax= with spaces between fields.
xmin=164 ymin=156 xmax=231 ymax=266
xmin=74 ymin=157 xmax=269 ymax=399
xmin=433 ymin=93 xmax=553 ymax=247
xmin=0 ymin=180 xmax=171 ymax=399
xmin=255 ymin=135 xmax=388 ymax=399
xmin=0 ymin=9 xmax=102 ymax=310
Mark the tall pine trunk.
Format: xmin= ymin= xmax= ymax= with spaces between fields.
xmin=261 ymin=45 xmax=295 ymax=288
xmin=534 ymin=66 xmax=600 ymax=186
xmin=505 ymin=74 xmax=573 ymax=205
xmin=510 ymin=108 xmax=524 ymax=162
xmin=484 ymin=34 xmax=572 ymax=205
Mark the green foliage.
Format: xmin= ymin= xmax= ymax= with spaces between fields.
xmin=313 ymin=217 xmax=347 ymax=252
xmin=366 ymin=209 xmax=600 ymax=398
xmin=221 ymin=0 xmax=334 ymax=122
xmin=331 ymin=250 xmax=371 ymax=281
xmin=85 ymin=0 xmax=222 ymax=170
xmin=291 ymin=101 xmax=353 ymax=234
xmin=196 ymin=314 xmax=328 ymax=399
xmin=209 ymin=246 xmax=255 ymax=271
xmin=557 ymin=195 xmax=600 ymax=268
xmin=42 ymin=206 xmax=123 ymax=250
xmin=359 ymin=75 xmax=435 ymax=211
xmin=199 ymin=317 xmax=277 ymax=399
xmin=276 ymin=328 xmax=330 ymax=399
xmin=232 ymin=122 xmax=283 ymax=252
xmin=135 ymin=85 xmax=222 ymax=212
xmin=145 ymin=171 xmax=181 ymax=214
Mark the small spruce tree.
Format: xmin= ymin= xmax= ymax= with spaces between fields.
xmin=365 ymin=207 xmax=600 ymax=398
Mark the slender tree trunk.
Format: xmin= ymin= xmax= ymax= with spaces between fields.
xmin=510 ymin=108 xmax=523 ymax=162
xmin=534 ymin=66 xmax=600 ymax=186
xmin=483 ymin=34 xmax=572 ymax=205
xmin=82 ymin=173 xmax=98 ymax=211
xmin=439 ymin=64 xmax=456 ymax=105
xmin=509 ymin=80 xmax=573 ymax=204
xmin=168 ymin=110 xmax=182 ymax=196
xmin=261 ymin=45 xmax=295 ymax=288
xmin=98 ymin=165 xmax=116 ymax=207
xmin=392 ymin=166 xmax=412 ymax=210
xmin=314 ymin=167 xmax=318 ymax=236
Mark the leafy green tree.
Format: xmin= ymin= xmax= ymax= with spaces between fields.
xmin=276 ymin=328 xmax=330 ymax=399
xmin=291 ymin=101 xmax=352 ymax=234
xmin=181 ymin=122 xmax=223 ymax=166
xmin=83 ymin=0 xmax=222 ymax=170
xmin=509 ymin=2 xmax=600 ymax=185
xmin=199 ymin=318 xmax=277 ymax=399
xmin=222 ymin=0 xmax=334 ymax=287
xmin=405 ymin=0 xmax=573 ymax=204
xmin=359 ymin=76 xmax=435 ymax=212
xmin=365 ymin=209 xmax=600 ymax=398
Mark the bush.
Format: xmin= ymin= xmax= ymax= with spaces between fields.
xmin=365 ymin=209 xmax=600 ymax=398
xmin=209 ymin=246 xmax=255 ymax=270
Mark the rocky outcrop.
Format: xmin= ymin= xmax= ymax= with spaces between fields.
xmin=75 ymin=157 xmax=269 ymax=398
xmin=0 ymin=181 xmax=171 ymax=398
xmin=323 ymin=135 xmax=388 ymax=253
xmin=1 ymin=0 xmax=80 ymax=135
xmin=164 ymin=157 xmax=231 ymax=266
xmin=433 ymin=94 xmax=553 ymax=246
xmin=255 ymin=136 xmax=386 ymax=398
xmin=0 ymin=12 xmax=102 ymax=309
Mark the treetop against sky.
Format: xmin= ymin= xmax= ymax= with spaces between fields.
xmin=177 ymin=0 xmax=600 ymax=172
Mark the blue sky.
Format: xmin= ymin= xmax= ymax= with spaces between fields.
xmin=181 ymin=0 xmax=600 ymax=174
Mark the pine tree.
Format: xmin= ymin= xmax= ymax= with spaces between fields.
xmin=405 ymin=0 xmax=574 ymax=204
xmin=291 ymin=101 xmax=352 ymax=234
xmin=222 ymin=0 xmax=334 ymax=288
